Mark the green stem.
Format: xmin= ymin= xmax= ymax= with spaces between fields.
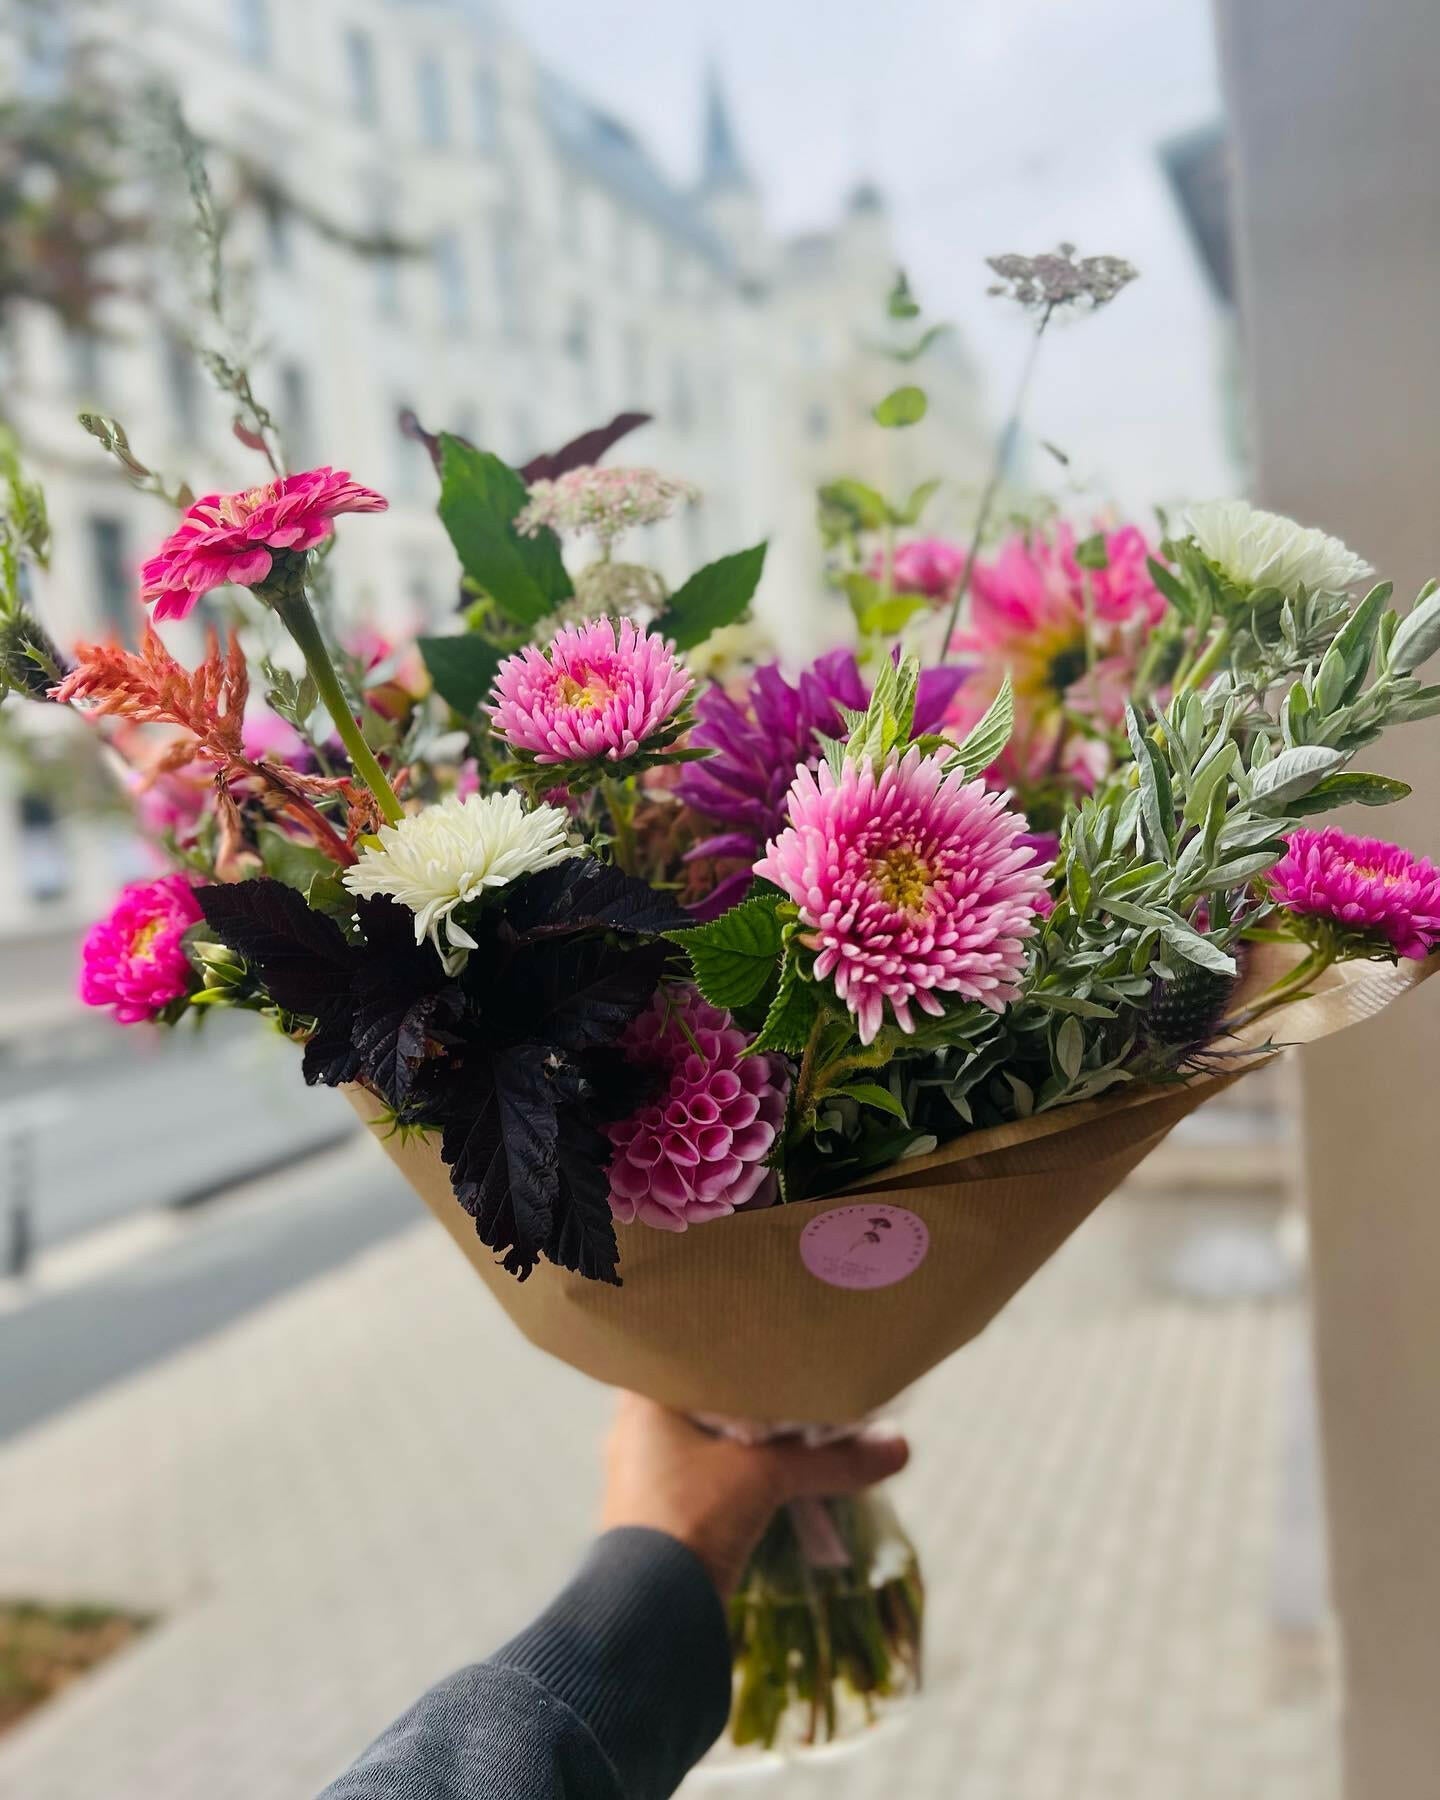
xmin=1175 ymin=622 xmax=1232 ymax=698
xmin=602 ymin=777 xmax=638 ymax=874
xmin=270 ymin=587 xmax=403 ymax=825
xmin=1222 ymin=941 xmax=1337 ymax=1037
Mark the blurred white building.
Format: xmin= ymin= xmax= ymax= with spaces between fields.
xmin=0 ymin=0 xmax=987 ymax=940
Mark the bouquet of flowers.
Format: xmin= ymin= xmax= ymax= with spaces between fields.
xmin=5 ymin=258 xmax=1440 ymax=1752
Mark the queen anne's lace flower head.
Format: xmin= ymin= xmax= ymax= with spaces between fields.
xmin=1269 ymin=827 xmax=1440 ymax=961
xmin=140 ymin=468 xmax=388 ymax=621
xmin=1183 ymin=500 xmax=1372 ymax=597
xmin=342 ymin=791 xmax=575 ymax=973
xmin=489 ymin=616 xmax=692 ymax=766
xmin=80 ymin=874 xmax=202 ymax=1022
xmin=605 ymin=987 xmax=789 ymax=1231
xmin=516 ymin=465 xmax=698 ymax=553
xmin=755 ymin=748 xmax=1050 ymax=1045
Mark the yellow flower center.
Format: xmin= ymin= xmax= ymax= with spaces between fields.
xmin=554 ymin=668 xmax=613 ymax=710
xmin=869 ymin=845 xmax=933 ymax=915
xmin=128 ymin=919 xmax=163 ymax=962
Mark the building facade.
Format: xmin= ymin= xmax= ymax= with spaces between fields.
xmin=0 ymin=0 xmax=987 ymax=939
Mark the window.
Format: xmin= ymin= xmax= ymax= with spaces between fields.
xmin=66 ymin=328 xmax=105 ymax=403
xmin=805 ymin=401 xmax=831 ymax=442
xmin=162 ymin=329 xmax=200 ymax=441
xmin=669 ymin=358 xmax=696 ymax=434
xmin=367 ymin=186 xmax=402 ymax=319
xmin=473 ymin=66 xmax=499 ymax=152
xmin=17 ymin=793 xmax=70 ymax=905
xmin=563 ymin=300 xmax=590 ymax=363
xmin=621 ymin=325 xmax=647 ymax=407
xmin=260 ymin=191 xmax=291 ymax=269
xmin=88 ymin=515 xmax=131 ymax=638
xmin=510 ymin=407 xmax=537 ymax=465
xmin=233 ymin=0 xmax=270 ymax=67
xmin=493 ymin=217 xmax=523 ymax=338
xmin=417 ymin=54 xmax=449 ymax=147
xmin=279 ymin=363 xmax=312 ymax=467
xmin=345 ymin=28 xmax=379 ymax=123
xmin=435 ymin=233 xmax=468 ymax=328
xmin=392 ymin=402 xmax=430 ymax=500
xmin=559 ymin=181 xmax=583 ymax=254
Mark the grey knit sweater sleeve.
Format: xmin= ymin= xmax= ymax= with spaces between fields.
xmin=317 ymin=1529 xmax=733 ymax=1800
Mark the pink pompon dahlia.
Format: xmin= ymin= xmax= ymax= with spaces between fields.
xmin=1269 ymin=828 xmax=1440 ymax=961
xmin=79 ymin=874 xmax=202 ymax=1023
xmin=140 ymin=468 xmax=388 ymax=621
xmin=605 ymin=987 xmax=789 ymax=1231
xmin=489 ymin=616 xmax=693 ymax=765
xmin=870 ymin=537 xmax=967 ymax=601
xmin=755 ymin=749 xmax=1050 ymax=1045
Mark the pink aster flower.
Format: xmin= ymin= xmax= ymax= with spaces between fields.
xmin=489 ymin=616 xmax=693 ymax=765
xmin=605 ymin=987 xmax=789 ymax=1231
xmin=1269 ymin=828 xmax=1440 ymax=961
xmin=948 ymin=522 xmax=1166 ymax=794
xmin=870 ymin=537 xmax=967 ymax=601
xmin=79 ymin=874 xmax=202 ymax=1023
xmin=755 ymin=749 xmax=1050 ymax=1045
xmin=140 ymin=468 xmax=388 ymax=621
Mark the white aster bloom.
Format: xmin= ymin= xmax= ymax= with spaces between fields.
xmin=342 ymin=791 xmax=576 ymax=973
xmin=1184 ymin=499 xmax=1373 ymax=597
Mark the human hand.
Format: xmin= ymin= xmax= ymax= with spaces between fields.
xmin=599 ymin=1393 xmax=909 ymax=1598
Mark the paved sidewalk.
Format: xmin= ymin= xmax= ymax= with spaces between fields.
xmin=0 ymin=1142 xmax=1338 ymax=1800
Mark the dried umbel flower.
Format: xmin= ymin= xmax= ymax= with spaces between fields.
xmin=986 ymin=244 xmax=1138 ymax=312
xmin=516 ymin=465 xmax=699 ymax=554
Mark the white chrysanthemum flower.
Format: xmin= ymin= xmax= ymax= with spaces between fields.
xmin=342 ymin=792 xmax=575 ymax=973
xmin=1184 ymin=499 xmax=1373 ymax=597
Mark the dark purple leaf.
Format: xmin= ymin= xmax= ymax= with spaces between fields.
xmin=502 ymin=859 xmax=688 ymax=941
xmin=520 ymin=412 xmax=652 ymax=483
xmin=197 ymin=879 xmax=352 ymax=1017
xmin=440 ymin=1045 xmax=559 ymax=1282
xmin=548 ymin=1112 xmax=621 ymax=1286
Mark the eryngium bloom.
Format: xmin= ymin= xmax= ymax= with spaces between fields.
xmin=605 ymin=987 xmax=789 ymax=1230
xmin=755 ymin=749 xmax=1050 ymax=1045
xmin=140 ymin=468 xmax=388 ymax=621
xmin=489 ymin=616 xmax=692 ymax=765
xmin=515 ymin=465 xmax=698 ymax=553
xmin=1269 ymin=827 xmax=1440 ymax=961
xmin=342 ymin=791 xmax=575 ymax=973
xmin=1183 ymin=500 xmax=1373 ymax=598
xmin=676 ymin=651 xmax=965 ymax=916
xmin=79 ymin=874 xmax=202 ymax=1023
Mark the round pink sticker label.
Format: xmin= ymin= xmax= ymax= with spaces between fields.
xmin=799 ymin=1203 xmax=930 ymax=1290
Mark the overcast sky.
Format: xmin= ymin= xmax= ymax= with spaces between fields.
xmin=519 ymin=0 xmax=1239 ymax=513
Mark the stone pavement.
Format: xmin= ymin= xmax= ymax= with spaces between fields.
xmin=0 ymin=1137 xmax=1338 ymax=1800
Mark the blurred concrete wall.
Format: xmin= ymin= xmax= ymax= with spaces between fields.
xmin=1215 ymin=2 xmax=1440 ymax=1792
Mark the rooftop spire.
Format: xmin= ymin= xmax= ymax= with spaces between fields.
xmin=700 ymin=65 xmax=753 ymax=195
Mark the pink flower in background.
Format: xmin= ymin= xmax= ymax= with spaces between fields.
xmin=1269 ymin=829 xmax=1440 ymax=960
xmin=755 ymin=749 xmax=1049 ymax=1045
xmin=605 ymin=987 xmax=789 ymax=1231
xmin=871 ymin=537 xmax=967 ymax=601
xmin=489 ymin=616 xmax=692 ymax=765
xmin=948 ymin=522 xmax=1166 ymax=792
xmin=79 ymin=874 xmax=202 ymax=1023
xmin=140 ymin=468 xmax=388 ymax=621
xmin=241 ymin=709 xmax=309 ymax=765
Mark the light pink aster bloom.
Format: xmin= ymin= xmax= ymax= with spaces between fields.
xmin=1269 ymin=828 xmax=1440 ymax=960
xmin=489 ymin=616 xmax=693 ymax=765
xmin=79 ymin=874 xmax=202 ymax=1023
xmin=948 ymin=522 xmax=1166 ymax=792
xmin=140 ymin=468 xmax=388 ymax=621
xmin=605 ymin=987 xmax=789 ymax=1231
xmin=870 ymin=537 xmax=967 ymax=601
xmin=515 ymin=465 xmax=699 ymax=553
xmin=755 ymin=749 xmax=1050 ymax=1045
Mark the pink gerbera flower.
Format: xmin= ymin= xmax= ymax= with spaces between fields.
xmin=140 ymin=468 xmax=388 ymax=621
xmin=948 ymin=522 xmax=1167 ymax=793
xmin=870 ymin=537 xmax=967 ymax=601
xmin=755 ymin=749 xmax=1050 ymax=1045
xmin=79 ymin=874 xmax=202 ymax=1023
xmin=1269 ymin=828 xmax=1440 ymax=960
xmin=605 ymin=987 xmax=789 ymax=1231
xmin=489 ymin=617 xmax=692 ymax=765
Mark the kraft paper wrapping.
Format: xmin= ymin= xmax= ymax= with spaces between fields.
xmin=348 ymin=946 xmax=1435 ymax=1423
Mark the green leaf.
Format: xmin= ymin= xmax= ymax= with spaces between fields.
xmin=872 ymin=386 xmax=928 ymax=429
xmin=845 ymin=652 xmax=921 ymax=766
xmin=857 ymin=592 xmax=932 ymax=636
xmin=887 ymin=271 xmax=921 ymax=319
xmin=1250 ymin=744 xmax=1346 ymax=807
xmin=660 ymin=542 xmax=768 ymax=652
xmin=840 ymin=1082 xmax=909 ymax=1122
xmin=1156 ymin=912 xmax=1237 ymax=976
xmin=670 ymin=895 xmax=783 ymax=1012
xmin=1125 ymin=706 xmax=1175 ymax=858
xmin=1328 ymin=582 xmax=1392 ymax=699
xmin=888 ymin=323 xmax=951 ymax=364
xmin=1074 ymin=532 xmax=1110 ymax=571
xmin=1146 ymin=556 xmax=1195 ymax=620
xmin=818 ymin=479 xmax=890 ymax=533
xmin=1182 ymin=738 xmax=1239 ymax=826
xmin=1055 ymin=1015 xmax=1085 ymax=1079
xmin=437 ymin=435 xmax=571 ymax=625
xmin=254 ymin=827 xmax=338 ymax=894
xmin=749 ymin=954 xmax=820 ymax=1055
xmin=1286 ymin=771 xmax=1413 ymax=814
xmin=418 ymin=634 xmax=504 ymax=718
xmin=896 ymin=477 xmax=942 ymax=525
xmin=949 ymin=674 xmax=1013 ymax=778
xmin=1388 ymin=584 xmax=1440 ymax=675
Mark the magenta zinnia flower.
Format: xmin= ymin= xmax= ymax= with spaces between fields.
xmin=755 ymin=749 xmax=1050 ymax=1045
xmin=1269 ymin=828 xmax=1440 ymax=960
xmin=140 ymin=468 xmax=388 ymax=621
xmin=675 ymin=650 xmax=967 ymax=916
xmin=605 ymin=987 xmax=789 ymax=1231
xmin=870 ymin=537 xmax=967 ymax=601
xmin=489 ymin=616 xmax=692 ymax=765
xmin=79 ymin=874 xmax=202 ymax=1023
